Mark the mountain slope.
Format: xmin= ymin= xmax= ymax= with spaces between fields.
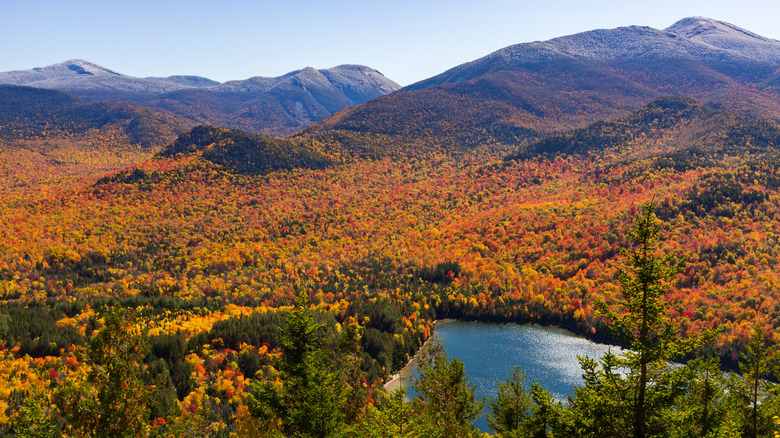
xmin=301 ymin=17 xmax=780 ymax=158
xmin=154 ymin=125 xmax=335 ymax=174
xmin=0 ymin=85 xmax=188 ymax=149
xmin=0 ymin=59 xmax=214 ymax=102
xmin=0 ymin=60 xmax=400 ymax=137
xmin=507 ymin=96 xmax=780 ymax=161
xmin=145 ymin=65 xmax=399 ymax=137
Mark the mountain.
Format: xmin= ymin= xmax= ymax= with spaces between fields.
xmin=0 ymin=59 xmax=216 ymax=102
xmin=145 ymin=65 xmax=399 ymax=137
xmin=0 ymin=85 xmax=188 ymax=149
xmin=507 ymin=96 xmax=780 ymax=161
xmin=300 ymin=17 xmax=780 ymax=157
xmin=0 ymin=60 xmax=400 ymax=137
xmin=153 ymin=125 xmax=334 ymax=174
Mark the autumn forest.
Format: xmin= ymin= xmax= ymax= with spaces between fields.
xmin=6 ymin=16 xmax=780 ymax=437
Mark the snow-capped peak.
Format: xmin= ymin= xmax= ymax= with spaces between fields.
xmin=665 ymin=17 xmax=780 ymax=63
xmin=666 ymin=17 xmax=775 ymax=43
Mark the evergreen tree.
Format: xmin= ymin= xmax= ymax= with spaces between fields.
xmin=58 ymin=307 xmax=150 ymax=438
xmin=411 ymin=340 xmax=484 ymax=437
xmin=596 ymin=201 xmax=710 ymax=438
xmin=488 ymin=366 xmax=533 ymax=435
xmin=672 ymin=356 xmax=727 ymax=437
xmin=559 ymin=352 xmax=632 ymax=438
xmin=526 ymin=382 xmax=559 ymax=438
xmin=737 ymin=330 xmax=774 ymax=438
xmin=14 ymin=389 xmax=56 ymax=438
xmin=355 ymin=387 xmax=414 ymax=438
xmin=248 ymin=292 xmax=346 ymax=438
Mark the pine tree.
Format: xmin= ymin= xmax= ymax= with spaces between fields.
xmin=596 ymin=201 xmax=710 ymax=438
xmin=488 ymin=366 xmax=532 ymax=434
xmin=411 ymin=340 xmax=484 ymax=437
xmin=248 ymin=292 xmax=346 ymax=438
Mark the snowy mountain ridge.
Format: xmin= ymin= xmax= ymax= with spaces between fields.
xmin=408 ymin=17 xmax=780 ymax=90
xmin=0 ymin=60 xmax=400 ymax=104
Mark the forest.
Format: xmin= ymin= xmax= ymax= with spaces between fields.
xmin=2 ymin=96 xmax=780 ymax=436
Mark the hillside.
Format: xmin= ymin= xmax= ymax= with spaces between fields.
xmin=0 ymin=85 xmax=188 ymax=149
xmin=0 ymin=60 xmax=400 ymax=137
xmin=4 ymin=93 xmax=780 ymax=357
xmin=508 ymin=96 xmax=780 ymax=160
xmin=154 ymin=125 xmax=335 ymax=174
xmin=0 ymin=85 xmax=193 ymax=196
xmin=144 ymin=65 xmax=399 ymax=137
xmin=301 ymin=17 xmax=780 ymax=158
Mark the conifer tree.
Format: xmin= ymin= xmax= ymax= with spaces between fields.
xmin=356 ymin=387 xmax=413 ymax=438
xmin=248 ymin=292 xmax=346 ymax=438
xmin=58 ymin=307 xmax=150 ymax=438
xmin=596 ymin=201 xmax=709 ymax=438
xmin=411 ymin=340 xmax=484 ymax=437
xmin=737 ymin=330 xmax=774 ymax=438
xmin=488 ymin=366 xmax=533 ymax=434
xmin=14 ymin=389 xmax=56 ymax=438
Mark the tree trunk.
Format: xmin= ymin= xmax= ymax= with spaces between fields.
xmin=634 ymin=360 xmax=647 ymax=438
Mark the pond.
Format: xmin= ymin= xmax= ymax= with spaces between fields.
xmin=386 ymin=320 xmax=622 ymax=433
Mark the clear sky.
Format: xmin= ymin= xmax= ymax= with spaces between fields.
xmin=3 ymin=0 xmax=780 ymax=86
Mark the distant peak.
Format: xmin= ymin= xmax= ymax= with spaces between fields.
xmin=57 ymin=59 xmax=122 ymax=76
xmin=327 ymin=64 xmax=374 ymax=72
xmin=666 ymin=17 xmax=774 ymax=42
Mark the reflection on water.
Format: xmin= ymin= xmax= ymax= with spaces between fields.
xmin=395 ymin=320 xmax=622 ymax=433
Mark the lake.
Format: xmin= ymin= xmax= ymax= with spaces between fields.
xmin=389 ymin=320 xmax=622 ymax=433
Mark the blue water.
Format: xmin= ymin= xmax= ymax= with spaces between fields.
xmin=396 ymin=320 xmax=622 ymax=433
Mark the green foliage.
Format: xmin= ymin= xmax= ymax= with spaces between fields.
xmin=559 ymin=352 xmax=632 ymax=437
xmin=417 ymin=261 xmax=461 ymax=285
xmin=158 ymin=125 xmax=334 ymax=174
xmin=355 ymin=388 xmax=414 ymax=437
xmin=734 ymin=330 xmax=775 ymax=438
xmin=526 ymin=382 xmax=559 ymax=438
xmin=597 ymin=201 xmax=696 ymax=358
xmin=681 ymin=173 xmax=768 ymax=218
xmin=58 ymin=307 xmax=150 ymax=438
xmin=596 ymin=201 xmax=712 ymax=438
xmin=203 ymin=311 xmax=286 ymax=351
xmin=411 ymin=340 xmax=485 ymax=437
xmin=0 ymin=306 xmax=83 ymax=357
xmin=671 ymin=356 xmax=727 ymax=437
xmin=248 ymin=293 xmax=347 ymax=438
xmin=488 ymin=366 xmax=533 ymax=434
xmin=13 ymin=389 xmax=56 ymax=438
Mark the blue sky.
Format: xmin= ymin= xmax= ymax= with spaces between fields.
xmin=3 ymin=0 xmax=780 ymax=86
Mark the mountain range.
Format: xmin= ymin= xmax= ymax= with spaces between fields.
xmin=0 ymin=60 xmax=400 ymax=137
xmin=300 ymin=17 xmax=780 ymax=157
xmin=3 ymin=16 xmax=780 ymax=164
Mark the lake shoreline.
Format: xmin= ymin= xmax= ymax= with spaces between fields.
xmin=383 ymin=318 xmax=455 ymax=393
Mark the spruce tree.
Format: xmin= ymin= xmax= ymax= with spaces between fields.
xmin=488 ymin=366 xmax=533 ymax=434
xmin=249 ymin=292 xmax=346 ymax=438
xmin=411 ymin=340 xmax=485 ymax=437
xmin=596 ymin=201 xmax=709 ymax=438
